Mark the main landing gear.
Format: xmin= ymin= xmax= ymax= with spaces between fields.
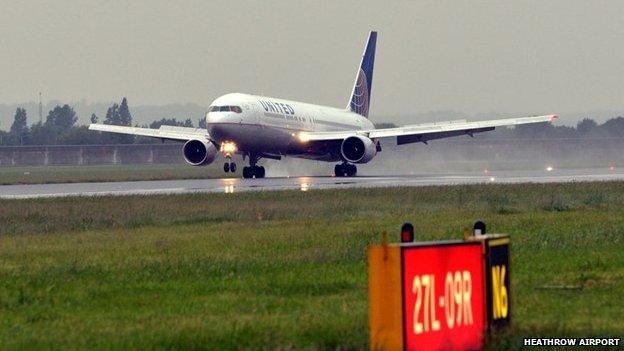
xmin=242 ymin=165 xmax=265 ymax=179
xmin=334 ymin=163 xmax=357 ymax=177
xmin=242 ymin=153 xmax=265 ymax=179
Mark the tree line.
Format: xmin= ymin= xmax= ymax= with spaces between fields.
xmin=0 ymin=98 xmax=206 ymax=146
xmin=2 ymin=99 xmax=624 ymax=146
xmin=376 ymin=117 xmax=624 ymax=140
xmin=487 ymin=117 xmax=624 ymax=139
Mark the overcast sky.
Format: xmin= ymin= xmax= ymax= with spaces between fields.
xmin=1 ymin=1 xmax=624 ymax=122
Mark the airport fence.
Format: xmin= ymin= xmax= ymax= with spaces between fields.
xmin=0 ymin=137 xmax=623 ymax=167
xmin=379 ymin=137 xmax=624 ymax=170
xmin=0 ymin=143 xmax=184 ymax=166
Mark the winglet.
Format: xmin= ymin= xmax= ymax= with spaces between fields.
xmin=548 ymin=114 xmax=558 ymax=123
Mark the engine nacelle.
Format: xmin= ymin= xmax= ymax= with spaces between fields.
xmin=340 ymin=135 xmax=377 ymax=163
xmin=183 ymin=139 xmax=218 ymax=166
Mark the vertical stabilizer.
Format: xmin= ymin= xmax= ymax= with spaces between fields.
xmin=347 ymin=31 xmax=377 ymax=118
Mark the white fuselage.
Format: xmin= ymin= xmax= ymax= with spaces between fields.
xmin=205 ymin=93 xmax=375 ymax=161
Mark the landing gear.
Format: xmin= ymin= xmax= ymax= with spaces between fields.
xmin=242 ymin=165 xmax=265 ymax=179
xmin=223 ymin=155 xmax=236 ymax=173
xmin=334 ymin=163 xmax=357 ymax=177
xmin=242 ymin=153 xmax=266 ymax=179
xmin=223 ymin=162 xmax=237 ymax=172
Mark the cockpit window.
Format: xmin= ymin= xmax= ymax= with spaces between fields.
xmin=208 ymin=105 xmax=242 ymax=113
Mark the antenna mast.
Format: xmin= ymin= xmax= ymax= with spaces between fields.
xmin=38 ymin=92 xmax=43 ymax=123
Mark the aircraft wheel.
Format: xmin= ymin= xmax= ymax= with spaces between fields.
xmin=230 ymin=162 xmax=237 ymax=173
xmin=223 ymin=162 xmax=230 ymax=173
xmin=346 ymin=164 xmax=357 ymax=177
xmin=257 ymin=166 xmax=266 ymax=178
xmin=242 ymin=166 xmax=252 ymax=179
xmin=334 ymin=164 xmax=347 ymax=177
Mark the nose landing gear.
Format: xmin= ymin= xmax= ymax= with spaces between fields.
xmin=334 ymin=163 xmax=357 ymax=177
xmin=223 ymin=154 xmax=237 ymax=173
xmin=223 ymin=161 xmax=236 ymax=173
xmin=220 ymin=142 xmax=239 ymax=174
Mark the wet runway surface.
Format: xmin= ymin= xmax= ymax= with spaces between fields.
xmin=1 ymin=167 xmax=624 ymax=199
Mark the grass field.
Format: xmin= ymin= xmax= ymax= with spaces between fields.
xmin=0 ymin=164 xmax=228 ymax=185
xmin=1 ymin=183 xmax=623 ymax=349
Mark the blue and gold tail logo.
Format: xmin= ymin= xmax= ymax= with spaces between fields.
xmin=348 ymin=31 xmax=376 ymax=118
xmin=350 ymin=68 xmax=370 ymax=117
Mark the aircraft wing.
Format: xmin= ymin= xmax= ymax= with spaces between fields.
xmin=299 ymin=114 xmax=557 ymax=144
xmin=89 ymin=124 xmax=209 ymax=141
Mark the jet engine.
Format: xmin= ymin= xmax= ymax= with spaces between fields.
xmin=340 ymin=135 xmax=377 ymax=163
xmin=183 ymin=139 xmax=218 ymax=166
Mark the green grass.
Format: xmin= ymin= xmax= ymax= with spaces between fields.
xmin=1 ymin=183 xmax=624 ymax=349
xmin=0 ymin=164 xmax=229 ymax=185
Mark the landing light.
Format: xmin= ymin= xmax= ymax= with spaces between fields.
xmin=546 ymin=166 xmax=554 ymax=172
xmin=220 ymin=141 xmax=237 ymax=154
xmin=298 ymin=133 xmax=310 ymax=143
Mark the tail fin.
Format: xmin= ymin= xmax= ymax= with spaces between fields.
xmin=347 ymin=31 xmax=377 ymax=118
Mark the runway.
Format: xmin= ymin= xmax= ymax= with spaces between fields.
xmin=1 ymin=167 xmax=623 ymax=199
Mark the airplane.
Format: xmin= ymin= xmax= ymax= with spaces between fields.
xmin=89 ymin=31 xmax=557 ymax=179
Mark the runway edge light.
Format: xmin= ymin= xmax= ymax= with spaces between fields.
xmin=400 ymin=222 xmax=414 ymax=243
xmin=473 ymin=220 xmax=486 ymax=236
